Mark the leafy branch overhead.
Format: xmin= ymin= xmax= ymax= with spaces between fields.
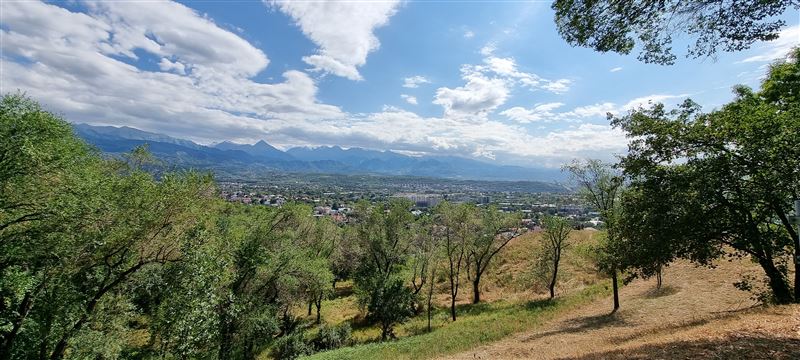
xmin=552 ymin=0 xmax=800 ymax=64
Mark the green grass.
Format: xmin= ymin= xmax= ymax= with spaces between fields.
xmin=303 ymin=282 xmax=611 ymax=360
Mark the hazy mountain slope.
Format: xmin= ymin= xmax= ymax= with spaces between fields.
xmin=72 ymin=123 xmax=566 ymax=182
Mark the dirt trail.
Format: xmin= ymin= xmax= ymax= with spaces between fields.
xmin=440 ymin=260 xmax=800 ymax=359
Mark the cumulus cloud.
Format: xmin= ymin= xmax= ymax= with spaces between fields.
xmin=268 ymin=0 xmax=402 ymax=80
xmin=433 ymin=49 xmax=572 ymax=121
xmin=401 ymin=94 xmax=418 ymax=105
xmin=1 ymin=0 xmax=631 ymax=167
xmin=402 ymin=75 xmax=430 ymax=88
xmin=1 ymin=0 xmax=342 ymax=143
xmin=433 ymin=66 xmax=510 ymax=121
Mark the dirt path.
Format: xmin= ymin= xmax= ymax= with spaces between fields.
xmin=440 ymin=260 xmax=800 ymax=359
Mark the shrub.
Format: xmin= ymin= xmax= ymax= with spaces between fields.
xmin=311 ymin=323 xmax=353 ymax=351
xmin=272 ymin=332 xmax=312 ymax=360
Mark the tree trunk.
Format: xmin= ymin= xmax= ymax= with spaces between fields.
xmin=450 ymin=295 xmax=457 ymax=321
xmin=611 ymin=269 xmax=620 ymax=312
xmin=656 ymin=266 xmax=663 ymax=289
xmin=0 ymin=289 xmax=37 ymax=360
xmin=427 ymin=295 xmax=433 ymax=332
xmin=549 ymin=252 xmax=560 ymax=299
xmin=218 ymin=308 xmax=235 ymax=360
xmin=471 ymin=273 xmax=481 ymax=304
xmin=307 ymin=299 xmax=313 ymax=316
xmin=758 ymin=257 xmax=793 ymax=304
xmin=315 ymin=295 xmax=322 ymax=324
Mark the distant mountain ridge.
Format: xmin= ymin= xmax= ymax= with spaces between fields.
xmin=72 ymin=123 xmax=566 ymax=182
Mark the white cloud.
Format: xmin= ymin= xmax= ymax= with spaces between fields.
xmin=622 ymin=94 xmax=688 ymax=111
xmin=268 ymin=0 xmax=402 ymax=80
xmin=0 ymin=1 xmax=633 ymax=167
xmin=609 ymin=67 xmax=623 ymax=72
xmin=480 ymin=43 xmax=496 ymax=56
xmin=541 ymin=78 xmax=572 ymax=94
xmin=463 ymin=30 xmax=475 ymax=39
xmin=433 ymin=66 xmax=511 ymax=121
xmin=433 ymin=50 xmax=572 ymax=121
xmin=739 ymin=25 xmax=800 ymax=63
xmin=1 ymin=0 xmax=342 ymax=143
xmin=500 ymin=95 xmax=685 ymax=124
xmin=402 ymin=75 xmax=430 ymax=88
xmin=570 ymin=102 xmax=617 ymax=117
xmin=500 ymin=102 xmax=564 ymax=123
xmin=401 ymin=94 xmax=418 ymax=105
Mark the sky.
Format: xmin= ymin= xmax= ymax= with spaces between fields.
xmin=1 ymin=0 xmax=798 ymax=168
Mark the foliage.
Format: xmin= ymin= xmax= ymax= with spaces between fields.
xmin=272 ymin=332 xmax=313 ymax=360
xmin=465 ymin=206 xmax=523 ymax=304
xmin=541 ymin=216 xmax=572 ymax=298
xmin=563 ymin=159 xmax=624 ymax=311
xmin=433 ymin=201 xmax=480 ymax=321
xmin=311 ymin=323 xmax=353 ymax=351
xmin=611 ymin=49 xmax=800 ymax=303
xmin=352 ymin=199 xmax=416 ymax=340
xmin=552 ymin=0 xmax=800 ymax=64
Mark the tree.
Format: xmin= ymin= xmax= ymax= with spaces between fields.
xmin=611 ymin=49 xmax=800 ymax=303
xmin=433 ymin=202 xmax=478 ymax=321
xmin=541 ymin=216 xmax=572 ymax=299
xmin=552 ymin=0 xmax=799 ymax=65
xmin=408 ymin=214 xmax=436 ymax=313
xmin=615 ymin=187 xmax=682 ymax=289
xmin=466 ymin=207 xmax=523 ymax=304
xmin=1 ymin=93 xmax=95 ymax=359
xmin=352 ymin=199 xmax=415 ymax=340
xmin=563 ymin=159 xmax=624 ymax=312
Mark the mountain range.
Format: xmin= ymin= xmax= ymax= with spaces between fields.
xmin=72 ymin=124 xmax=565 ymax=182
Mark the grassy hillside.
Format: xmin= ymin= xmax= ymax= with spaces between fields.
xmin=269 ymin=232 xmax=800 ymax=360
xmin=442 ymin=258 xmax=800 ymax=360
xmin=256 ymin=230 xmax=610 ymax=359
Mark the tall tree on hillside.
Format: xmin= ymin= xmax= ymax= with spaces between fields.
xmin=466 ymin=207 xmax=523 ymax=304
xmin=564 ymin=159 xmax=624 ymax=312
xmin=434 ymin=202 xmax=479 ymax=321
xmin=552 ymin=0 xmax=799 ymax=65
xmin=352 ymin=200 xmax=415 ymax=340
xmin=611 ymin=49 xmax=800 ymax=303
xmin=541 ymin=216 xmax=573 ymax=299
xmin=409 ymin=214 xmax=437 ymax=313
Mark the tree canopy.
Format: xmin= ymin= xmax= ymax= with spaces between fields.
xmin=612 ymin=48 xmax=800 ymax=303
xmin=552 ymin=0 xmax=800 ymax=64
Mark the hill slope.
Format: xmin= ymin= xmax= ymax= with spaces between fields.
xmin=441 ymin=260 xmax=800 ymax=360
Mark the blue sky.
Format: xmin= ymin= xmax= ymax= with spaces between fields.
xmin=2 ymin=1 xmax=798 ymax=167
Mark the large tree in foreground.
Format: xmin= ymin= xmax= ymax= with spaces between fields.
xmin=552 ymin=0 xmax=799 ymax=65
xmin=612 ymin=49 xmax=800 ymax=303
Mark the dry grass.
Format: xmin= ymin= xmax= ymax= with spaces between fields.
xmin=441 ymin=257 xmax=800 ymax=360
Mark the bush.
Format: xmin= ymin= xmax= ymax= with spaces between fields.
xmin=312 ymin=323 xmax=353 ymax=351
xmin=272 ymin=332 xmax=313 ymax=360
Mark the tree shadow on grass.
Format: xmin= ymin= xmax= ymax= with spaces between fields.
xmin=559 ymin=333 xmax=800 ymax=359
xmin=520 ymin=311 xmax=627 ymax=343
xmin=643 ymin=285 xmax=680 ymax=299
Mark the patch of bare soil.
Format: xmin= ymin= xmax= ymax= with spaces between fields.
xmin=440 ymin=259 xmax=800 ymax=360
